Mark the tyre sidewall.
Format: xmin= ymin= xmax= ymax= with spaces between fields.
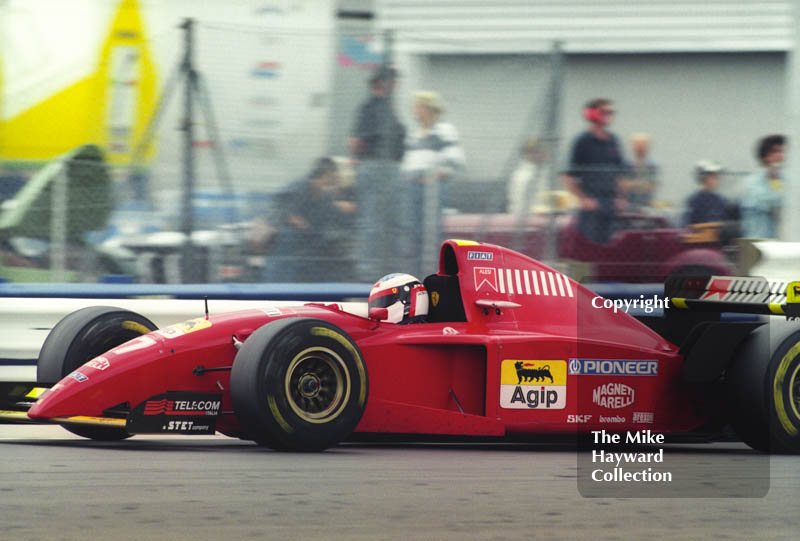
xmin=231 ymin=318 xmax=368 ymax=451
xmin=36 ymin=306 xmax=157 ymax=441
xmin=726 ymin=325 xmax=771 ymax=451
xmin=38 ymin=306 xmax=157 ymax=384
xmin=767 ymin=330 xmax=800 ymax=452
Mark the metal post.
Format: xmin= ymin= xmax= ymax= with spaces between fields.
xmin=543 ymin=41 xmax=565 ymax=263
xmin=49 ymin=162 xmax=67 ymax=282
xmin=785 ymin=1 xmax=800 ymax=241
xmin=180 ymin=18 xmax=198 ymax=282
xmin=378 ymin=29 xmax=394 ymax=161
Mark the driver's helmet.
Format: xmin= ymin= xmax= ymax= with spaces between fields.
xmin=368 ymin=273 xmax=429 ymax=324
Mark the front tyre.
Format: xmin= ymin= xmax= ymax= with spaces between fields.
xmin=230 ymin=318 xmax=368 ymax=451
xmin=37 ymin=306 xmax=157 ymax=441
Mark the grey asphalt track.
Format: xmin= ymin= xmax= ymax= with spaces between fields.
xmin=1 ymin=425 xmax=799 ymax=540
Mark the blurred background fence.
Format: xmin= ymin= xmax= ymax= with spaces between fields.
xmin=0 ymin=0 xmax=790 ymax=285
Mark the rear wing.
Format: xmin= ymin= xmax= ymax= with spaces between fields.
xmin=666 ymin=275 xmax=800 ymax=318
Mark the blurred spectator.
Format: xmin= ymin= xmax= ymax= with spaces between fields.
xmin=562 ymin=98 xmax=627 ymax=244
xmin=401 ymin=90 xmax=465 ymax=277
xmin=349 ymin=65 xmax=406 ymax=280
xmin=622 ymin=133 xmax=658 ymax=210
xmin=685 ymin=160 xmax=729 ymax=225
xmin=741 ymin=134 xmax=785 ymax=238
xmin=262 ymin=157 xmax=356 ymax=282
xmin=507 ymin=137 xmax=549 ymax=218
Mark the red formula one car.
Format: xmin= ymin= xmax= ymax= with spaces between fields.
xmin=2 ymin=239 xmax=800 ymax=452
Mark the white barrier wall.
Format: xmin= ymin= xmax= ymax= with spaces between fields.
xmin=0 ymin=297 xmax=305 ymax=381
xmin=746 ymin=241 xmax=800 ymax=282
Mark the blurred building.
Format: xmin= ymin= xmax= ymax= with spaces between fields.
xmin=358 ymin=0 xmax=792 ymax=207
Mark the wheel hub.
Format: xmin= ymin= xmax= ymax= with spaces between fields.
xmin=285 ymin=347 xmax=350 ymax=424
xmin=299 ymin=373 xmax=321 ymax=398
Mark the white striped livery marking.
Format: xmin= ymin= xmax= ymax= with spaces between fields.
xmin=475 ymin=268 xmax=574 ymax=298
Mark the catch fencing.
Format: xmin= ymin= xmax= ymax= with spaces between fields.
xmin=0 ymin=19 xmax=767 ymax=285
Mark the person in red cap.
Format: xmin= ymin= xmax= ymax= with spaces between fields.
xmin=562 ymin=98 xmax=627 ymax=244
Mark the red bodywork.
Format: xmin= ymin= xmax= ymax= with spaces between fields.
xmin=442 ymin=213 xmax=734 ymax=282
xmin=28 ymin=240 xmax=714 ymax=438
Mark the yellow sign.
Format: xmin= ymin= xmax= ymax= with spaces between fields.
xmin=1 ymin=0 xmax=157 ymax=162
xmin=501 ymin=360 xmax=567 ymax=386
xmin=787 ymin=281 xmax=800 ymax=304
xmin=175 ymin=318 xmax=212 ymax=334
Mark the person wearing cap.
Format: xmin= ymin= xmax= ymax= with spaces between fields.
xmin=349 ymin=65 xmax=407 ymax=280
xmin=400 ymin=90 xmax=465 ymax=277
xmin=685 ymin=160 xmax=729 ymax=226
xmin=561 ymin=98 xmax=627 ymax=244
xmin=740 ymin=134 xmax=785 ymax=238
xmin=349 ymin=66 xmax=406 ymax=162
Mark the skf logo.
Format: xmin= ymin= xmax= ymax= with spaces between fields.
xmin=500 ymin=360 xmax=567 ymax=410
xmin=467 ymin=251 xmax=493 ymax=261
xmin=592 ymin=383 xmax=635 ymax=409
xmin=567 ymin=414 xmax=592 ymax=424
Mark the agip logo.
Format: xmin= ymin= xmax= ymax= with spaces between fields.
xmin=500 ymin=360 xmax=567 ymax=409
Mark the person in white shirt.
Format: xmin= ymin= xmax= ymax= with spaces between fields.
xmin=401 ymin=91 xmax=466 ymax=276
xmin=507 ymin=137 xmax=549 ymax=218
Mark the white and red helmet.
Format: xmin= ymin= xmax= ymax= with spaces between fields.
xmin=368 ymin=273 xmax=429 ymax=324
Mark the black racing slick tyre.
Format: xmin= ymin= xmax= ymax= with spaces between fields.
xmin=230 ymin=318 xmax=368 ymax=452
xmin=37 ymin=306 xmax=158 ymax=441
xmin=726 ymin=324 xmax=800 ymax=453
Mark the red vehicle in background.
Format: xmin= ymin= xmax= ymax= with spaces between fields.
xmin=442 ymin=212 xmax=734 ymax=282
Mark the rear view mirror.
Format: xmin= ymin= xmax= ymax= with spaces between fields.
xmin=369 ymin=307 xmax=389 ymax=321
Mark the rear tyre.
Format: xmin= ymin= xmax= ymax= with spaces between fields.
xmin=38 ymin=306 xmax=157 ymax=440
xmin=230 ymin=318 xmax=368 ymax=451
xmin=726 ymin=325 xmax=800 ymax=453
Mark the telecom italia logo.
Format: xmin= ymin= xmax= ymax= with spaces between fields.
xmin=568 ymin=359 xmax=658 ymax=376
